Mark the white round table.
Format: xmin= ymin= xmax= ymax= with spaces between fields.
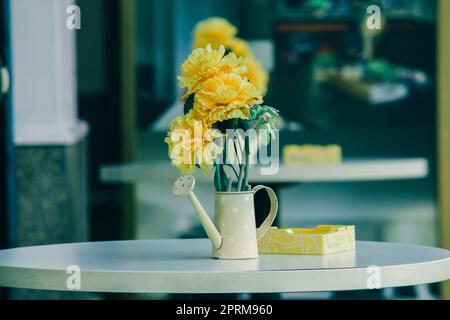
xmin=0 ymin=239 xmax=448 ymax=293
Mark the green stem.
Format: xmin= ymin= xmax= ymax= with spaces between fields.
xmin=219 ymin=165 xmax=228 ymax=191
xmin=224 ymin=164 xmax=239 ymax=180
xmin=243 ymin=136 xmax=250 ymax=191
xmin=237 ymin=164 xmax=245 ymax=191
xmin=232 ymin=132 xmax=244 ymax=190
xmin=233 ymin=138 xmax=242 ymax=167
xmin=214 ymin=163 xmax=221 ymax=192
xmin=232 ymin=131 xmax=245 ymax=192
xmin=226 ymin=179 xmax=232 ymax=192
xmin=222 ymin=138 xmax=238 ymax=180
xmin=236 ymin=135 xmax=244 ymax=165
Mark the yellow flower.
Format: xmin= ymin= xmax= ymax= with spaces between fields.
xmin=242 ymin=57 xmax=269 ymax=96
xmin=227 ymin=37 xmax=253 ymax=58
xmin=165 ymin=111 xmax=223 ymax=174
xmin=192 ymin=17 xmax=237 ymax=50
xmin=178 ymin=44 xmax=246 ymax=96
xmin=194 ymin=73 xmax=263 ymax=124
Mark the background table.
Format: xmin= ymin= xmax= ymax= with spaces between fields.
xmin=100 ymin=158 xmax=428 ymax=227
xmin=0 ymin=239 xmax=448 ymax=293
xmin=100 ymin=158 xmax=428 ymax=184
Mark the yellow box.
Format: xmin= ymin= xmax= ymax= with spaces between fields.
xmin=283 ymin=145 xmax=342 ymax=165
xmin=258 ymin=225 xmax=355 ymax=255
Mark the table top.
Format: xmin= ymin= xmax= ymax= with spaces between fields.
xmin=0 ymin=239 xmax=448 ymax=293
xmin=100 ymin=158 xmax=428 ymax=184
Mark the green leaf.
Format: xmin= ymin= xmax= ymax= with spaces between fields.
xmin=184 ymin=93 xmax=195 ymax=115
xmin=249 ymin=105 xmax=279 ymax=121
xmin=248 ymin=105 xmax=280 ymax=145
xmin=214 ymin=119 xmax=235 ymax=131
xmin=224 ymin=48 xmax=233 ymax=56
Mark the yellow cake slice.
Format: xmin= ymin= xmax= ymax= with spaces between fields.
xmin=283 ymin=145 xmax=342 ymax=165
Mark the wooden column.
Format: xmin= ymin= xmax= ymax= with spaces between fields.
xmin=438 ymin=0 xmax=450 ymax=300
xmin=119 ymin=0 xmax=137 ymax=239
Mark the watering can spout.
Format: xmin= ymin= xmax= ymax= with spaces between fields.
xmin=173 ymin=176 xmax=223 ymax=250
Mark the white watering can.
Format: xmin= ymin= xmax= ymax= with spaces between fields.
xmin=173 ymin=175 xmax=278 ymax=259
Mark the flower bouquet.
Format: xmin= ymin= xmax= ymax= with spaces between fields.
xmin=167 ymin=18 xmax=281 ymax=259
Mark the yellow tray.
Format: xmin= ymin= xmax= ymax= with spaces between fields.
xmin=258 ymin=225 xmax=355 ymax=255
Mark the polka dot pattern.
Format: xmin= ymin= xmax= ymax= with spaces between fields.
xmin=213 ymin=192 xmax=260 ymax=259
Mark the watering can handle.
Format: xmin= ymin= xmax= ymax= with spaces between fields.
xmin=253 ymin=185 xmax=278 ymax=240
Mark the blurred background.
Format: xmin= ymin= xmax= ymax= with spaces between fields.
xmin=0 ymin=0 xmax=449 ymax=300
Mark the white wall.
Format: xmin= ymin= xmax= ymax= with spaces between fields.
xmin=10 ymin=0 xmax=87 ymax=145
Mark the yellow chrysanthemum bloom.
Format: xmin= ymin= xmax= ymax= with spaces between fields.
xmin=194 ymin=73 xmax=263 ymax=124
xmin=165 ymin=111 xmax=223 ymax=174
xmin=227 ymin=37 xmax=253 ymax=58
xmin=178 ymin=44 xmax=247 ymax=97
xmin=192 ymin=17 xmax=237 ymax=50
xmin=242 ymin=57 xmax=269 ymax=96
